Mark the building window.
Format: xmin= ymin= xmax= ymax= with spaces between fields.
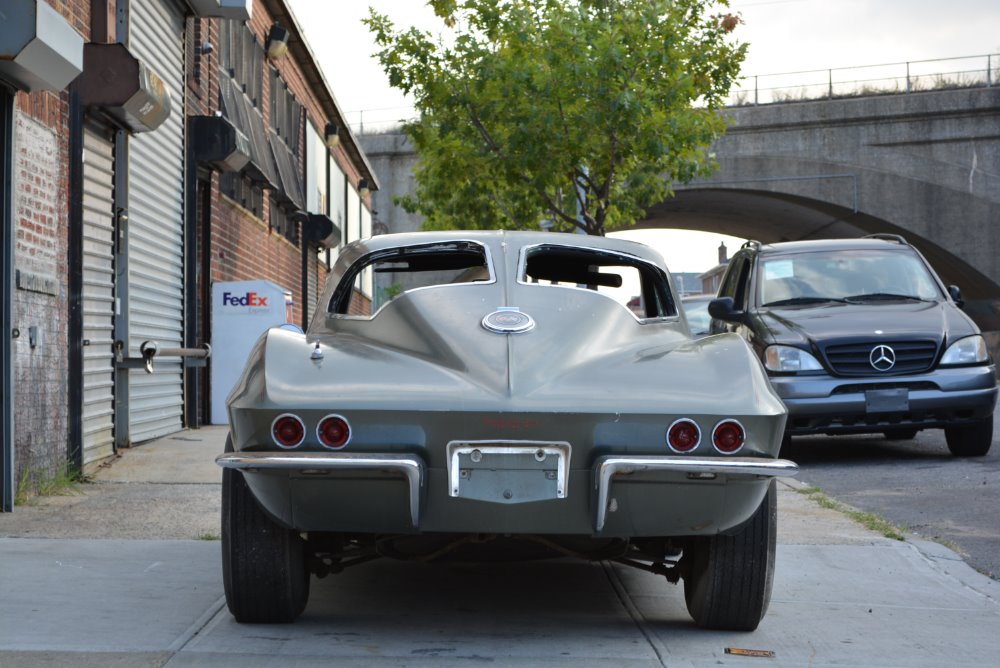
xmin=219 ymin=20 xmax=263 ymax=107
xmin=329 ymin=156 xmax=346 ymax=246
xmin=270 ymin=198 xmax=298 ymax=245
xmin=220 ymin=172 xmax=263 ymax=217
xmin=270 ymin=67 xmax=301 ymax=154
xmin=267 ymin=66 xmax=305 ymax=210
xmin=306 ymin=122 xmax=328 ymax=215
xmin=217 ymin=20 xmax=279 ymax=192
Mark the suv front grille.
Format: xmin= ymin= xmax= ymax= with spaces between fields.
xmin=823 ymin=340 xmax=938 ymax=376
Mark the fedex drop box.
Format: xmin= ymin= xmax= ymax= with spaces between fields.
xmin=211 ymin=280 xmax=291 ymax=425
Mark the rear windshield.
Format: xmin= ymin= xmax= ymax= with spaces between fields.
xmin=520 ymin=244 xmax=676 ymax=319
xmin=329 ymin=241 xmax=492 ymax=316
xmin=758 ymin=249 xmax=942 ymax=306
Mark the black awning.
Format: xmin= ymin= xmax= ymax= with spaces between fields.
xmin=78 ymin=43 xmax=170 ymax=133
xmin=188 ymin=115 xmax=250 ymax=172
xmin=267 ymin=129 xmax=305 ymax=211
xmin=303 ymin=213 xmax=340 ymax=248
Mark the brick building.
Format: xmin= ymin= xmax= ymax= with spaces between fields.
xmin=1 ymin=0 xmax=376 ymax=510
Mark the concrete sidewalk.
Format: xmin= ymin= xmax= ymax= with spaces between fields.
xmin=1 ymin=427 xmax=998 ymax=666
xmin=0 ymin=426 xmax=226 ymax=540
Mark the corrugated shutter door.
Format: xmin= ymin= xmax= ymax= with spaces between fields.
xmin=81 ymin=121 xmax=116 ymax=469
xmin=307 ymin=254 xmax=318 ymax=322
xmin=127 ymin=0 xmax=185 ymax=442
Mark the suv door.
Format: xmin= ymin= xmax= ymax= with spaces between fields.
xmin=710 ymin=253 xmax=752 ymax=335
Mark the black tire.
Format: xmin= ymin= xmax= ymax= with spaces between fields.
xmin=883 ymin=428 xmax=918 ymax=440
xmin=222 ymin=435 xmax=309 ymax=623
xmin=945 ymin=416 xmax=993 ymax=457
xmin=683 ymin=480 xmax=776 ymax=631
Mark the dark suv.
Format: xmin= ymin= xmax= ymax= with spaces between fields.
xmin=709 ymin=235 xmax=997 ymax=456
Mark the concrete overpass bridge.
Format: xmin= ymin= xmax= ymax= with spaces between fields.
xmin=360 ymin=84 xmax=1000 ymax=331
xmin=638 ymin=85 xmax=1000 ymax=330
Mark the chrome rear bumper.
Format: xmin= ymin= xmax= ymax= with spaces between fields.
xmin=593 ymin=456 xmax=799 ymax=531
xmin=217 ymin=452 xmax=799 ymax=533
xmin=217 ymin=452 xmax=424 ymax=527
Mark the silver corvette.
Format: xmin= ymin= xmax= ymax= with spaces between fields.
xmin=217 ymin=231 xmax=796 ymax=630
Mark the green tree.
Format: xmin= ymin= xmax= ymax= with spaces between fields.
xmin=366 ymin=0 xmax=746 ymax=236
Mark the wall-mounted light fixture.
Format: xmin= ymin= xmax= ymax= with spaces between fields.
xmin=265 ymin=22 xmax=290 ymax=59
xmin=324 ymin=122 xmax=340 ymax=149
xmin=195 ymin=42 xmax=214 ymax=55
xmin=358 ymin=178 xmax=370 ymax=198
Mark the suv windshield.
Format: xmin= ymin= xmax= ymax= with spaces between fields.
xmin=757 ymin=249 xmax=942 ymax=307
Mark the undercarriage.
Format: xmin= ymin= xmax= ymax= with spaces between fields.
xmin=304 ymin=532 xmax=687 ymax=583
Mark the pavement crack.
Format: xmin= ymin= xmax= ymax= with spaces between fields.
xmin=600 ymin=561 xmax=670 ymax=667
xmin=166 ymin=595 xmax=228 ymax=654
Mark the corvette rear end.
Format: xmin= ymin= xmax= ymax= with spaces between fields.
xmin=217 ymin=231 xmax=795 ymax=630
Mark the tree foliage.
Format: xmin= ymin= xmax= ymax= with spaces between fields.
xmin=366 ymin=0 xmax=747 ymax=236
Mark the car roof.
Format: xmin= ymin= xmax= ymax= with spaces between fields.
xmin=753 ymin=237 xmax=913 ymax=256
xmin=340 ymin=230 xmax=669 ymax=265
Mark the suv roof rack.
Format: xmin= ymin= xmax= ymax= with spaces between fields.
xmin=863 ymin=233 xmax=908 ymax=245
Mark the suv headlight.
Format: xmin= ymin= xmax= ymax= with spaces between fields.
xmin=940 ymin=335 xmax=989 ymax=366
xmin=764 ymin=345 xmax=823 ymax=373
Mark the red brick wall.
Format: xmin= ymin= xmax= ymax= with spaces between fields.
xmin=186 ymin=0 xmax=366 ymax=332
xmin=10 ymin=0 xmax=89 ymax=491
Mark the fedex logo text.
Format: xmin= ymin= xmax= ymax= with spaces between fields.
xmin=222 ymin=291 xmax=268 ymax=307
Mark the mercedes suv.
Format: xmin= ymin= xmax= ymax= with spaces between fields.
xmin=709 ymin=234 xmax=997 ymax=456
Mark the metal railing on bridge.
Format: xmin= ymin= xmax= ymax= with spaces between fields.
xmin=348 ymin=53 xmax=1000 ymax=133
xmin=729 ymin=53 xmax=998 ymax=106
xmin=347 ymin=106 xmax=416 ymax=136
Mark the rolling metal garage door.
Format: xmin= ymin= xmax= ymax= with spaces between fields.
xmin=126 ymin=0 xmax=185 ymax=442
xmin=80 ymin=120 xmax=116 ymax=469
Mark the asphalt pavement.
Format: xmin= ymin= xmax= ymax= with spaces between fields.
xmin=1 ymin=426 xmax=998 ymax=667
xmin=785 ymin=399 xmax=1000 ymax=580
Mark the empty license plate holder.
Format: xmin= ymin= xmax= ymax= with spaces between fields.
xmin=446 ymin=441 xmax=571 ymax=504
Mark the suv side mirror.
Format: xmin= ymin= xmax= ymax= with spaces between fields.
xmin=948 ymin=285 xmax=965 ymax=309
xmin=708 ymin=297 xmax=747 ymax=324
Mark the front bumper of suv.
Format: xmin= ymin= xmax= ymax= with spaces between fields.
xmin=768 ymin=364 xmax=997 ymax=435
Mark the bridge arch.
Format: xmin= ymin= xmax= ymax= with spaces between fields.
xmin=635 ymin=86 xmax=1000 ymax=331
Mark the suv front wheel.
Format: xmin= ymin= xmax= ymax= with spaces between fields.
xmin=945 ymin=416 xmax=994 ymax=457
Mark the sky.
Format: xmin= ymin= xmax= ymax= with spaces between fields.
xmin=288 ymin=0 xmax=1000 ymax=273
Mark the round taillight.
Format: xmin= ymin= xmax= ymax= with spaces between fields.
xmin=667 ymin=419 xmax=701 ymax=453
xmin=272 ymin=414 xmax=305 ymax=448
xmin=713 ymin=420 xmax=745 ymax=454
xmin=317 ymin=415 xmax=350 ymax=449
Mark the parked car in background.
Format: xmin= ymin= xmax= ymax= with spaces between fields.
xmin=217 ymin=231 xmax=795 ymax=630
xmin=709 ymin=234 xmax=997 ymax=456
xmin=681 ymin=294 xmax=715 ymax=337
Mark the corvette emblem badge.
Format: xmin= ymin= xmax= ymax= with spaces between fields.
xmin=483 ymin=308 xmax=535 ymax=334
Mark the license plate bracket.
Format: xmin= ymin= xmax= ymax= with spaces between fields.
xmin=865 ymin=388 xmax=909 ymax=413
xmin=446 ymin=441 xmax=571 ymax=504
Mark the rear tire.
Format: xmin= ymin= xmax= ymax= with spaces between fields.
xmin=683 ymin=480 xmax=776 ymax=631
xmin=945 ymin=417 xmax=993 ymax=457
xmin=222 ymin=435 xmax=309 ymax=623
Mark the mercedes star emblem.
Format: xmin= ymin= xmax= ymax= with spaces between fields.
xmin=869 ymin=344 xmax=896 ymax=371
